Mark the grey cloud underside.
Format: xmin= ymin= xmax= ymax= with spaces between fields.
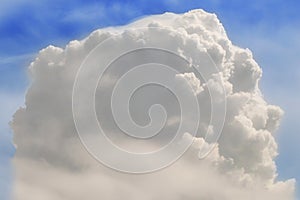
xmin=12 ymin=9 xmax=295 ymax=200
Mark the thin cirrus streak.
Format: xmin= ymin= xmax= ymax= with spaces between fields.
xmin=12 ymin=9 xmax=295 ymax=200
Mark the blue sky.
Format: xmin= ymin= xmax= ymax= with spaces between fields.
xmin=1 ymin=0 xmax=299 ymax=199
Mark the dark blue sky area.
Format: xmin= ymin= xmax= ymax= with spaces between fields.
xmin=1 ymin=0 xmax=299 ymax=56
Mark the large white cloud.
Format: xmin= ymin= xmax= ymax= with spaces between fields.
xmin=12 ymin=9 xmax=295 ymax=199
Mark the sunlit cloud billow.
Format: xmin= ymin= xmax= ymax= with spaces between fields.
xmin=12 ymin=9 xmax=295 ymax=200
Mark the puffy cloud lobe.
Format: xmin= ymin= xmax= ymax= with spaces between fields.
xmin=12 ymin=9 xmax=295 ymax=199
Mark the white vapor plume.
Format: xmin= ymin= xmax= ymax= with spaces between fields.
xmin=12 ymin=9 xmax=295 ymax=200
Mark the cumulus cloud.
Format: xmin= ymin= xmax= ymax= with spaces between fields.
xmin=12 ymin=9 xmax=295 ymax=200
